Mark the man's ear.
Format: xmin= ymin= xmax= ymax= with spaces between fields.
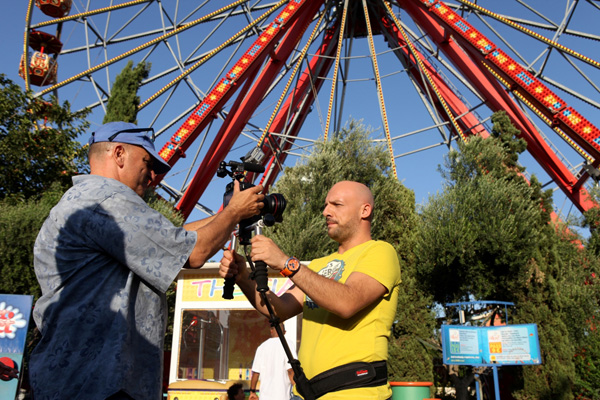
xmin=113 ymin=144 xmax=126 ymax=168
xmin=361 ymin=203 xmax=373 ymax=219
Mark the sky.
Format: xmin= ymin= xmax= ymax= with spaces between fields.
xmin=1 ymin=1 xmax=600 ymax=231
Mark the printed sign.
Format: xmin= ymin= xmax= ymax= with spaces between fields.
xmin=0 ymin=294 xmax=33 ymax=399
xmin=441 ymin=324 xmax=542 ymax=366
xmin=180 ymin=272 xmax=293 ymax=303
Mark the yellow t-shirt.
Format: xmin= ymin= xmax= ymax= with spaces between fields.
xmin=297 ymin=240 xmax=401 ymax=399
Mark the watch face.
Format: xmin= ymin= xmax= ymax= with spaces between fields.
xmin=287 ymin=257 xmax=300 ymax=271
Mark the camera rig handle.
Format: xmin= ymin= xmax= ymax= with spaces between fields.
xmin=222 ymin=232 xmax=239 ymax=300
xmin=222 ymin=276 xmax=236 ymax=300
xmin=250 ymin=223 xmax=270 ymax=293
xmin=222 ymin=220 xmax=269 ymax=299
xmin=223 ymin=224 xmax=316 ymax=399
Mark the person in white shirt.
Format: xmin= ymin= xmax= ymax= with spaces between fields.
xmin=249 ymin=324 xmax=295 ymax=399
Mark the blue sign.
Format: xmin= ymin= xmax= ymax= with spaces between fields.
xmin=0 ymin=294 xmax=34 ymax=399
xmin=441 ymin=324 xmax=542 ymax=366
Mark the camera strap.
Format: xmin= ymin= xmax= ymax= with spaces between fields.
xmin=307 ymin=360 xmax=388 ymax=398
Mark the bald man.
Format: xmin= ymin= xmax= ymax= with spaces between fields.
xmin=219 ymin=181 xmax=401 ymax=400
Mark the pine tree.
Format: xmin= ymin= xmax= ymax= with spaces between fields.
xmin=102 ymin=60 xmax=150 ymax=124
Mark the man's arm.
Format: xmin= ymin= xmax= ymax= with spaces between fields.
xmin=219 ymin=250 xmax=304 ymax=321
xmin=184 ymin=181 xmax=264 ymax=268
xmin=183 ymin=215 xmax=215 ymax=231
xmin=249 ymin=235 xmax=387 ymax=319
xmin=249 ymin=372 xmax=260 ymax=400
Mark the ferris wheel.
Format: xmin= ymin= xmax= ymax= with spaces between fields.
xmin=21 ymin=0 xmax=600 ymax=220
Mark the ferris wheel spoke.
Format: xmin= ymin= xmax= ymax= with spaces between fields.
xmin=30 ymin=0 xmax=153 ymax=30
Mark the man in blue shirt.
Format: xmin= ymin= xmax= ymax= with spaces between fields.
xmin=30 ymin=122 xmax=264 ymax=400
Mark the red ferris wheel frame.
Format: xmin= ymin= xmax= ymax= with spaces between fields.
xmin=146 ymin=0 xmax=600 ymax=219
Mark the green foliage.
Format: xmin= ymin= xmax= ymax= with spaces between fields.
xmin=0 ymin=74 xmax=90 ymax=200
xmin=0 ymin=183 xmax=65 ymax=299
xmin=583 ymin=185 xmax=600 ymax=256
xmin=269 ymin=119 xmax=413 ymax=259
xmin=388 ymin=272 xmax=436 ymax=383
xmin=513 ymin=302 xmax=576 ymax=400
xmin=0 ymin=74 xmax=88 ymax=299
xmin=269 ymin=119 xmax=435 ymax=382
xmin=103 ymin=60 xmax=151 ymax=124
xmin=416 ymin=172 xmax=545 ymax=303
xmin=416 ymin=119 xmax=551 ymax=304
xmin=573 ymin=327 xmax=600 ymax=399
xmin=415 ymin=111 xmax=599 ymax=399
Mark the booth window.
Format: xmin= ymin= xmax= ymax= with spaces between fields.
xmin=177 ymin=309 xmax=270 ymax=381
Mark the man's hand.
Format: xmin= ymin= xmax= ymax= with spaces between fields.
xmin=184 ymin=180 xmax=265 ymax=269
xmin=226 ymin=180 xmax=265 ymax=220
xmin=250 ymin=235 xmax=289 ymax=272
xmin=219 ymin=250 xmax=249 ymax=282
xmin=248 ymin=392 xmax=259 ymax=400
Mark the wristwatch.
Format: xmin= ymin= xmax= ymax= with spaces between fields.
xmin=280 ymin=257 xmax=301 ymax=277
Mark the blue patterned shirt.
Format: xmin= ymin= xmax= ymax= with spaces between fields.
xmin=30 ymin=175 xmax=197 ymax=400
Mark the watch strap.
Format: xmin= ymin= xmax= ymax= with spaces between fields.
xmin=280 ymin=257 xmax=300 ymax=277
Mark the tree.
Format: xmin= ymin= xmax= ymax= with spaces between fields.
xmin=102 ymin=60 xmax=151 ymax=124
xmin=415 ymin=111 xmax=597 ymax=399
xmin=0 ymin=74 xmax=90 ymax=200
xmin=0 ymin=74 xmax=90 ymax=297
xmin=576 ymin=186 xmax=600 ymax=399
xmin=0 ymin=183 xmax=65 ymax=298
xmin=416 ymin=112 xmax=552 ymax=304
xmin=266 ymin=119 xmax=436 ymax=383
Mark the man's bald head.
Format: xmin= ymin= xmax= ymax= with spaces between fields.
xmin=323 ymin=181 xmax=374 ymax=251
xmin=328 ymin=181 xmax=374 ymax=220
xmin=332 ymin=180 xmax=373 ymax=202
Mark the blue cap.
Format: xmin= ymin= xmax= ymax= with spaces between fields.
xmin=89 ymin=121 xmax=171 ymax=175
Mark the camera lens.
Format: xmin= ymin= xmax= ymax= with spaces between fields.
xmin=263 ymin=193 xmax=286 ymax=221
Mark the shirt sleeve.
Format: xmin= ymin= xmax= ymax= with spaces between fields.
xmin=353 ymin=241 xmax=401 ymax=293
xmin=86 ymin=191 xmax=198 ymax=293
xmin=251 ymin=343 xmax=264 ymax=373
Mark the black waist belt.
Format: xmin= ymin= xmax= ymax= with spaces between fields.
xmin=307 ymin=360 xmax=388 ymax=399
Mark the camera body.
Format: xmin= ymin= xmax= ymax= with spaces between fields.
xmin=218 ymin=159 xmax=286 ymax=244
xmin=218 ymin=159 xmax=287 ymax=298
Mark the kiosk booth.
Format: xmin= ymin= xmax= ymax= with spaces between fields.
xmin=167 ymin=263 xmax=299 ymax=400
